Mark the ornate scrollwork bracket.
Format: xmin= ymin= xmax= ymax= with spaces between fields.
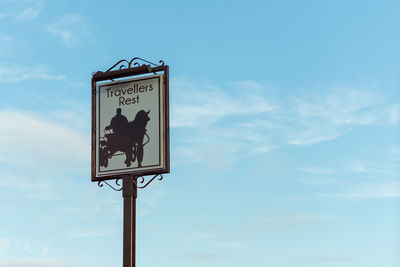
xmin=106 ymin=57 xmax=165 ymax=72
xmin=135 ymin=174 xmax=163 ymax=189
xmin=97 ymin=179 xmax=123 ymax=191
xmin=97 ymin=174 xmax=163 ymax=191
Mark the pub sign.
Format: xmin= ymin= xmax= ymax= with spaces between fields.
xmin=92 ymin=66 xmax=169 ymax=181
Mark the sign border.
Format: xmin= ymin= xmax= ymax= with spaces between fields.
xmin=97 ymin=75 xmax=163 ymax=176
xmin=91 ymin=64 xmax=170 ymax=182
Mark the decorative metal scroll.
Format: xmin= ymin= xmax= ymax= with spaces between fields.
xmin=135 ymin=174 xmax=163 ymax=189
xmin=106 ymin=57 xmax=165 ymax=72
xmin=98 ymin=178 xmax=123 ymax=191
xmin=97 ymin=174 xmax=163 ymax=191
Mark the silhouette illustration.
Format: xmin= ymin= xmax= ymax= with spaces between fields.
xmin=99 ymin=108 xmax=151 ymax=168
xmin=108 ymin=108 xmax=128 ymax=134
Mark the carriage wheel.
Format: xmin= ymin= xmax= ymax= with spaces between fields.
xmin=103 ymin=157 xmax=108 ymax=168
xmin=100 ymin=148 xmax=109 ymax=168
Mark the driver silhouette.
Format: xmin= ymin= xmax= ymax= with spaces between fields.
xmin=108 ymin=108 xmax=128 ymax=134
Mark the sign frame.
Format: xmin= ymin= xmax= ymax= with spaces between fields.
xmin=91 ymin=62 xmax=170 ymax=182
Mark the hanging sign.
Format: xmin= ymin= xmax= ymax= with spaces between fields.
xmin=92 ymin=69 xmax=169 ymax=181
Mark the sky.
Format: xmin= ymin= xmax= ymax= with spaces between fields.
xmin=0 ymin=0 xmax=399 ymax=266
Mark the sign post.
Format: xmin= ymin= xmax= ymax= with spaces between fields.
xmin=91 ymin=58 xmax=169 ymax=267
xmin=122 ymin=177 xmax=137 ymax=267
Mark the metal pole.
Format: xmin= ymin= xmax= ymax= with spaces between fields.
xmin=122 ymin=177 xmax=137 ymax=267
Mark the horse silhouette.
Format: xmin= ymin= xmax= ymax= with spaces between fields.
xmin=101 ymin=109 xmax=150 ymax=168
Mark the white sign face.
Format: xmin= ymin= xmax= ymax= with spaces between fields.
xmin=95 ymin=74 xmax=166 ymax=178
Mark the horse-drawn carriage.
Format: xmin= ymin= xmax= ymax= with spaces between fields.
xmin=99 ymin=109 xmax=150 ymax=169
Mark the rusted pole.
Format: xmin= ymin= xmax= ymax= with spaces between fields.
xmin=122 ymin=177 xmax=137 ymax=267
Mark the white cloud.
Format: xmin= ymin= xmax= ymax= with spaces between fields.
xmin=0 ymin=34 xmax=13 ymax=55
xmin=0 ymin=64 xmax=65 ymax=82
xmin=299 ymin=166 xmax=335 ymax=175
xmin=288 ymin=127 xmax=350 ymax=145
xmin=0 ymin=34 xmax=13 ymax=43
xmin=168 ymin=253 xmax=223 ymax=261
xmin=346 ymin=181 xmax=400 ymax=198
xmin=49 ymin=105 xmax=91 ymax=133
xmin=0 ymin=258 xmax=71 ymax=267
xmin=0 ymin=110 xmax=89 ymax=168
xmin=289 ymin=255 xmax=354 ymax=263
xmin=171 ymin=79 xmax=276 ymax=128
xmin=0 ymin=33 xmax=28 ymax=55
xmin=317 ymin=181 xmax=400 ymax=199
xmin=0 ymin=238 xmax=13 ymax=251
xmin=347 ymin=161 xmax=367 ymax=173
xmin=171 ymin=79 xmax=399 ymax=169
xmin=17 ymin=4 xmax=42 ymax=21
xmin=386 ymin=104 xmax=400 ymax=124
xmin=41 ymin=247 xmax=49 ymax=255
xmin=298 ymin=177 xmax=345 ymax=186
xmin=0 ymin=109 xmax=89 ymax=199
xmin=391 ymin=146 xmax=400 ymax=164
xmin=47 ymin=14 xmax=94 ymax=47
xmin=287 ymin=87 xmax=398 ymax=145
xmin=139 ymin=185 xmax=166 ymax=206
xmin=0 ymin=0 xmax=44 ymax=22
xmin=0 ymin=168 xmax=64 ymax=200
xmin=175 ymin=230 xmax=246 ymax=259
xmin=68 ymin=227 xmax=117 ymax=238
xmin=17 ymin=7 xmax=39 ymax=20
xmin=171 ymin=79 xmax=278 ymax=168
xmin=212 ymin=241 xmax=246 ymax=249
xmin=260 ymin=214 xmax=337 ymax=225
xmin=23 ymin=243 xmax=32 ymax=253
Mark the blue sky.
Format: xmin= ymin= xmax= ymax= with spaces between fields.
xmin=0 ymin=0 xmax=399 ymax=266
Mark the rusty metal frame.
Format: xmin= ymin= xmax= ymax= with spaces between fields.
xmin=91 ymin=58 xmax=170 ymax=183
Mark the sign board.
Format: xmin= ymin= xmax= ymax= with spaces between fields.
xmin=92 ymin=72 xmax=169 ymax=181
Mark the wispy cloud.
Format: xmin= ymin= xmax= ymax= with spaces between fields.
xmin=391 ymin=146 xmax=400 ymax=164
xmin=287 ymin=255 xmax=354 ymax=264
xmin=0 ymin=34 xmax=13 ymax=43
xmin=0 ymin=109 xmax=89 ymax=199
xmin=345 ymin=181 xmax=400 ymax=198
xmin=299 ymin=166 xmax=335 ymax=175
xmin=0 ymin=169 xmax=63 ymax=200
xmin=347 ymin=160 xmax=367 ymax=173
xmin=171 ymin=79 xmax=276 ymax=128
xmin=0 ymin=110 xmax=89 ymax=168
xmin=211 ymin=241 xmax=246 ymax=249
xmin=46 ymin=14 xmax=94 ymax=47
xmin=138 ymin=185 xmax=166 ymax=206
xmin=172 ymin=79 xmax=399 ymax=168
xmin=0 ymin=34 xmax=27 ymax=56
xmin=287 ymin=88 xmax=399 ymax=145
xmin=298 ymin=177 xmax=345 ymax=186
xmin=68 ymin=227 xmax=117 ymax=238
xmin=16 ymin=0 xmax=44 ymax=21
xmin=0 ymin=64 xmax=65 ymax=82
xmin=0 ymin=238 xmax=13 ymax=252
xmin=168 ymin=253 xmax=223 ymax=261
xmin=171 ymin=79 xmax=277 ymax=169
xmin=0 ymin=0 xmax=44 ymax=22
xmin=17 ymin=7 xmax=40 ymax=21
xmin=0 ymin=34 xmax=13 ymax=54
xmin=0 ymin=258 xmax=71 ymax=267
xmin=318 ymin=181 xmax=400 ymax=199
xmin=259 ymin=214 xmax=337 ymax=225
